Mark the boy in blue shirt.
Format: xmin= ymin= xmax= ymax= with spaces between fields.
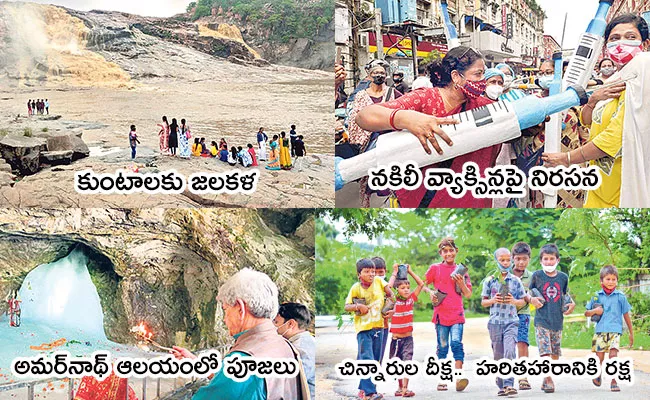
xmin=585 ymin=265 xmax=634 ymax=392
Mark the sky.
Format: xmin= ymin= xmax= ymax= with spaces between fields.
xmin=5 ymin=0 xmax=191 ymax=17
xmin=537 ymin=0 xmax=599 ymax=50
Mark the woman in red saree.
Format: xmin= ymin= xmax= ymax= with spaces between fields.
xmin=356 ymin=46 xmax=501 ymax=208
xmin=75 ymin=372 xmax=138 ymax=400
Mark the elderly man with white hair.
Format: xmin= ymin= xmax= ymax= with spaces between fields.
xmin=171 ymin=268 xmax=309 ymax=400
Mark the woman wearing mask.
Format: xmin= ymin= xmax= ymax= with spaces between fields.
xmin=542 ymin=13 xmax=648 ymax=208
xmin=484 ymin=68 xmax=506 ymax=101
xmin=347 ymin=64 xmax=402 ymax=205
xmin=484 ymin=68 xmax=514 ymax=208
xmin=348 ymin=65 xmax=402 ymax=152
xmin=356 ymin=46 xmax=501 ymax=208
xmin=597 ymin=58 xmax=617 ymax=81
xmin=495 ymin=63 xmax=526 ymax=102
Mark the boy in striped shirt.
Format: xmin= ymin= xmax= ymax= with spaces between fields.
xmin=387 ymin=263 xmax=425 ymax=397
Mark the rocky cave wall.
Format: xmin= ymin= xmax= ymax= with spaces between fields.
xmin=0 ymin=208 xmax=314 ymax=351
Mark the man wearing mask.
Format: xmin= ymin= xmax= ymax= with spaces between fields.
xmin=273 ymin=303 xmax=316 ymax=400
xmin=392 ymin=70 xmax=409 ymax=94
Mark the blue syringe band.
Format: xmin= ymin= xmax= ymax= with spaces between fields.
xmin=586 ymin=1 xmax=613 ymax=35
xmin=512 ymin=90 xmax=581 ymax=130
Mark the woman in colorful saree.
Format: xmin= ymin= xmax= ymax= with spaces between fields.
xmin=266 ymin=135 xmax=281 ymax=171
xmin=279 ymin=131 xmax=292 ymax=170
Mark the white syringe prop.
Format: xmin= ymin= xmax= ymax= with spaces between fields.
xmin=543 ymin=51 xmax=565 ymax=208
xmin=334 ymin=86 xmax=588 ymax=191
xmin=562 ymin=0 xmax=613 ymax=91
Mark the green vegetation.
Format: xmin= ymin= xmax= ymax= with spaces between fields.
xmin=186 ymin=0 xmax=334 ymax=43
xmin=41 ymin=127 xmax=48 ymax=132
xmin=0 ymin=128 xmax=8 ymax=137
xmin=316 ymin=209 xmax=650 ymax=336
xmin=23 ymin=128 xmax=32 ymax=137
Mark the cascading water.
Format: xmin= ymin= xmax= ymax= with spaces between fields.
xmin=17 ymin=246 xmax=107 ymax=339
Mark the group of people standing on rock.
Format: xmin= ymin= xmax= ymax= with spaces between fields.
xmin=257 ymin=126 xmax=307 ymax=172
xmin=26 ymin=99 xmax=49 ymax=116
xmin=156 ymin=116 xmax=193 ymax=159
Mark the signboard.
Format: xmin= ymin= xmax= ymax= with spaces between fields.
xmin=368 ymin=33 xmax=448 ymax=58
xmin=502 ymin=3 xmax=507 ymax=34
xmin=506 ymin=14 xmax=513 ymax=39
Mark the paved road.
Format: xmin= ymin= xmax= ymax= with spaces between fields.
xmin=317 ymin=317 xmax=650 ymax=399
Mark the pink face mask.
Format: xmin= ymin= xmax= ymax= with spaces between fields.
xmin=607 ymin=40 xmax=644 ymax=65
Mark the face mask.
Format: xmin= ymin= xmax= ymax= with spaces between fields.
xmin=601 ymin=283 xmax=616 ymax=295
xmin=542 ymin=262 xmax=558 ymax=273
xmin=504 ymin=75 xmax=513 ymax=87
xmin=607 ymin=40 xmax=643 ymax=65
xmin=276 ymin=320 xmax=291 ymax=336
xmin=458 ymin=74 xmax=487 ymax=99
xmin=600 ymin=66 xmax=616 ymax=77
xmin=393 ymin=77 xmax=403 ymax=83
xmin=494 ymin=251 xmax=511 ymax=273
xmin=372 ymin=76 xmax=386 ymax=85
xmin=485 ymin=85 xmax=504 ymax=100
xmin=537 ymin=76 xmax=553 ymax=90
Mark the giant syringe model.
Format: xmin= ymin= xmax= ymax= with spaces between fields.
xmin=440 ymin=0 xmax=460 ymax=49
xmin=543 ymin=0 xmax=613 ymax=207
xmin=334 ymin=86 xmax=589 ymax=190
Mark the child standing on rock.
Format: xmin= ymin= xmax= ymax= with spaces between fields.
xmin=129 ymin=125 xmax=140 ymax=159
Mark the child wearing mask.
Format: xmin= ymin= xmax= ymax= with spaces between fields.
xmin=529 ymin=244 xmax=575 ymax=393
xmin=585 ymin=265 xmax=633 ymax=392
xmin=344 ymin=258 xmax=394 ymax=400
xmin=481 ymin=248 xmax=527 ymax=396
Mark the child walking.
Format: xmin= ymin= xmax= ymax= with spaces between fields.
xmin=585 ymin=265 xmax=633 ymax=392
xmin=529 ymin=244 xmax=575 ymax=393
xmin=510 ymin=242 xmax=534 ymax=391
xmin=481 ymin=248 xmax=527 ymax=396
xmin=425 ymin=237 xmax=471 ymax=392
xmin=387 ymin=264 xmax=425 ymax=397
xmin=345 ymin=258 xmax=393 ymax=400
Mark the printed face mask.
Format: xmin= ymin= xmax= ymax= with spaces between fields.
xmin=607 ymin=40 xmax=643 ymax=65
xmin=458 ymin=74 xmax=487 ymax=99
xmin=485 ymin=85 xmax=504 ymax=100
xmin=600 ymin=66 xmax=616 ymax=77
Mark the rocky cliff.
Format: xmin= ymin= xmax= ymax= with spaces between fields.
xmin=0 ymin=208 xmax=314 ymax=351
xmin=0 ymin=1 xmax=331 ymax=88
xmin=0 ymin=2 xmax=271 ymax=86
xmin=195 ymin=12 xmax=335 ymax=70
